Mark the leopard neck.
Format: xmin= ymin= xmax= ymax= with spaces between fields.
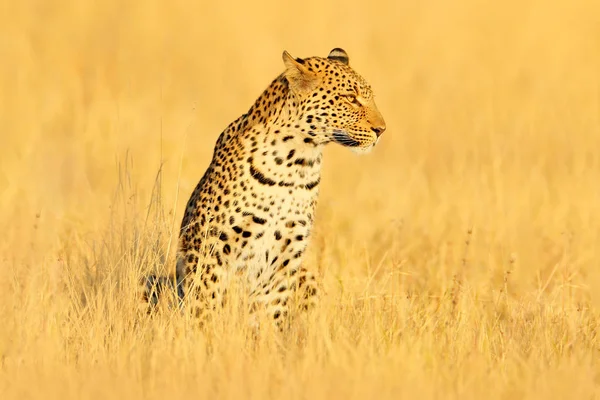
xmin=224 ymin=75 xmax=324 ymax=192
xmin=235 ymin=74 xmax=323 ymax=159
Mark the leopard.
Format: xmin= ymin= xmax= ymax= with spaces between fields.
xmin=140 ymin=48 xmax=386 ymax=328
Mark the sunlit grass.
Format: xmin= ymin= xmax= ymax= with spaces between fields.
xmin=1 ymin=0 xmax=599 ymax=398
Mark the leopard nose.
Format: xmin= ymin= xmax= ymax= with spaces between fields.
xmin=371 ymin=125 xmax=386 ymax=137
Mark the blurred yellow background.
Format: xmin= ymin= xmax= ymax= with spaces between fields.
xmin=1 ymin=0 xmax=600 ymax=398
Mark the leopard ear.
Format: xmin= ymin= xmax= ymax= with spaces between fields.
xmin=282 ymin=50 xmax=320 ymax=93
xmin=327 ymin=48 xmax=349 ymax=65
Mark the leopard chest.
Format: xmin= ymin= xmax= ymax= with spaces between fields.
xmin=215 ymin=153 xmax=321 ymax=283
xmin=228 ymin=177 xmax=317 ymax=271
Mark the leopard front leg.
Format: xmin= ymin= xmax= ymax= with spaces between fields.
xmin=250 ymin=261 xmax=320 ymax=330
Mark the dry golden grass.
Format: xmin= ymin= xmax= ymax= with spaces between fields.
xmin=2 ymin=0 xmax=600 ymax=398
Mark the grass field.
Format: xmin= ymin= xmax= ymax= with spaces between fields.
xmin=2 ymin=0 xmax=600 ymax=398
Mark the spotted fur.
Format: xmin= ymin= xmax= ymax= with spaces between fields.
xmin=140 ymin=48 xmax=386 ymax=327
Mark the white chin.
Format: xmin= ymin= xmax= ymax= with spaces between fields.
xmin=350 ymin=144 xmax=375 ymax=155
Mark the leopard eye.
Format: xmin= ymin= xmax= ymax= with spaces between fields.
xmin=344 ymin=94 xmax=361 ymax=106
